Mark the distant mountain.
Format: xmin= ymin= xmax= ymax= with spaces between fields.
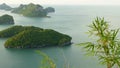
xmin=0 ymin=14 xmax=14 ymax=24
xmin=11 ymin=3 xmax=55 ymax=17
xmin=0 ymin=3 xmax=12 ymax=11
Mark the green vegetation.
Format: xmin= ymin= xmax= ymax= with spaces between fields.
xmin=79 ymin=17 xmax=120 ymax=68
xmin=36 ymin=50 xmax=56 ymax=68
xmin=11 ymin=3 xmax=55 ymax=17
xmin=0 ymin=26 xmax=43 ymax=37
xmin=0 ymin=26 xmax=71 ymax=48
xmin=36 ymin=50 xmax=70 ymax=68
xmin=0 ymin=14 xmax=14 ymax=24
xmin=0 ymin=3 xmax=12 ymax=11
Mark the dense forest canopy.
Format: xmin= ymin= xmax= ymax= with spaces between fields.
xmin=0 ymin=14 xmax=14 ymax=24
xmin=0 ymin=26 xmax=71 ymax=48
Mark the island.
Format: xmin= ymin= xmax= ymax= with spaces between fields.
xmin=11 ymin=3 xmax=55 ymax=17
xmin=0 ymin=3 xmax=12 ymax=11
xmin=44 ymin=7 xmax=55 ymax=13
xmin=0 ymin=26 xmax=42 ymax=37
xmin=0 ymin=26 xmax=72 ymax=48
xmin=0 ymin=14 xmax=14 ymax=24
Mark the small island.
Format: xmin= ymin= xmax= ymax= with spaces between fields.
xmin=0 ymin=14 xmax=14 ymax=24
xmin=44 ymin=7 xmax=55 ymax=13
xmin=0 ymin=3 xmax=12 ymax=11
xmin=11 ymin=3 xmax=55 ymax=17
xmin=0 ymin=26 xmax=72 ymax=48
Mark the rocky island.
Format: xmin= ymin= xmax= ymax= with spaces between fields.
xmin=0 ymin=3 xmax=12 ymax=11
xmin=0 ymin=14 xmax=14 ymax=24
xmin=44 ymin=7 xmax=55 ymax=13
xmin=11 ymin=3 xmax=55 ymax=17
xmin=0 ymin=26 xmax=72 ymax=48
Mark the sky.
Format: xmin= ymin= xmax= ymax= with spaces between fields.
xmin=1 ymin=0 xmax=120 ymax=5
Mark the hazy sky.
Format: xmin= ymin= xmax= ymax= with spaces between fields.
xmin=1 ymin=0 xmax=120 ymax=5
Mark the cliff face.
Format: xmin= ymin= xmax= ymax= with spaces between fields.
xmin=0 ymin=14 xmax=14 ymax=24
xmin=0 ymin=3 xmax=12 ymax=11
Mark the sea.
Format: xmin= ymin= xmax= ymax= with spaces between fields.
xmin=0 ymin=5 xmax=120 ymax=68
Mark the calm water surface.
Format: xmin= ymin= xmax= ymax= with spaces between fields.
xmin=1 ymin=5 xmax=120 ymax=68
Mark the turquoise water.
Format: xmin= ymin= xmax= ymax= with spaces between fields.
xmin=1 ymin=5 xmax=120 ymax=68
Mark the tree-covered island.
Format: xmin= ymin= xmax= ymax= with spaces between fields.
xmin=11 ymin=3 xmax=55 ymax=17
xmin=0 ymin=26 xmax=72 ymax=48
xmin=0 ymin=14 xmax=14 ymax=24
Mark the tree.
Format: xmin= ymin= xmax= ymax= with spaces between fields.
xmin=79 ymin=17 xmax=120 ymax=68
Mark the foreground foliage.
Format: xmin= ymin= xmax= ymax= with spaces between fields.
xmin=79 ymin=17 xmax=120 ymax=68
xmin=36 ymin=50 xmax=56 ymax=68
xmin=36 ymin=50 xmax=71 ymax=68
